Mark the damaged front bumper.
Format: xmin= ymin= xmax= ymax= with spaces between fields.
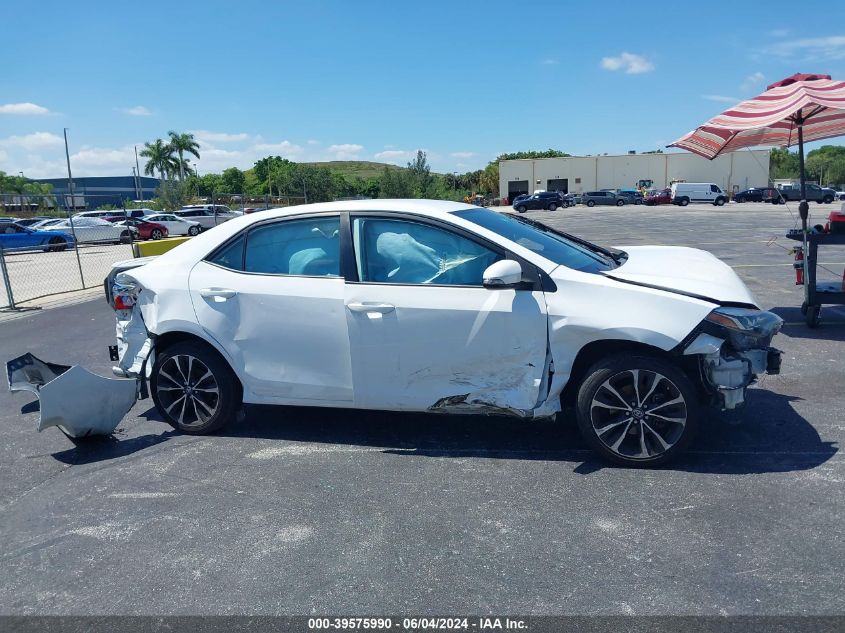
xmin=6 ymin=353 xmax=138 ymax=438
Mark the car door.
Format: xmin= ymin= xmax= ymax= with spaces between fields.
xmin=188 ymin=213 xmax=352 ymax=404
xmin=344 ymin=214 xmax=549 ymax=413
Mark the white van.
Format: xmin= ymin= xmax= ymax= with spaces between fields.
xmin=670 ymin=182 xmax=728 ymax=207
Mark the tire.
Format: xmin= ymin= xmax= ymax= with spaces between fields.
xmin=678 ymin=197 xmax=689 ymax=207
xmin=616 ymin=199 xmax=624 ymax=207
xmin=806 ymin=305 xmax=821 ymax=328
xmin=587 ymin=200 xmax=596 ymax=207
xmin=715 ymin=197 xmax=725 ymax=206
xmin=47 ymin=236 xmax=67 ymax=252
xmin=823 ymin=196 xmax=834 ymax=204
xmin=736 ymin=197 xmax=744 ymax=203
xmin=575 ymin=353 xmax=700 ymax=467
xmin=188 ymin=226 xmax=200 ymax=236
xmin=150 ymin=229 xmax=163 ymax=240
xmin=151 ymin=341 xmax=240 ymax=434
xmin=548 ymin=203 xmax=557 ymax=211
xmin=119 ymin=230 xmax=132 ymax=244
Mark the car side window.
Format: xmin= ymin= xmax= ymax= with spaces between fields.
xmin=209 ymin=234 xmax=246 ymax=270
xmin=352 ymin=217 xmax=501 ymax=286
xmin=710 ymin=185 xmax=719 ymax=193
xmin=243 ymin=216 xmax=341 ymax=276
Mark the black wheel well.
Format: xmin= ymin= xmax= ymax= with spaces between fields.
xmin=153 ymin=331 xmax=243 ymax=395
xmin=560 ymin=339 xmax=696 ymax=407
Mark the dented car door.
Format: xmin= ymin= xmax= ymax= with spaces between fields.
xmin=345 ymin=215 xmax=549 ymax=414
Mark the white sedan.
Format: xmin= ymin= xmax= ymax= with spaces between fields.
xmin=48 ymin=217 xmax=136 ymax=244
xmin=15 ymin=200 xmax=783 ymax=466
xmin=144 ymin=213 xmax=202 ymax=236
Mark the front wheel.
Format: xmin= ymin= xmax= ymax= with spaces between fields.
xmin=119 ymin=230 xmax=132 ymax=244
xmin=151 ymin=341 xmax=240 ymax=434
xmin=575 ymin=354 xmax=700 ymax=467
xmin=616 ymin=199 xmax=624 ymax=206
xmin=823 ymin=196 xmax=834 ymax=204
xmin=714 ymin=197 xmax=725 ymax=206
xmin=150 ymin=229 xmax=163 ymax=240
xmin=47 ymin=236 xmax=67 ymax=252
xmin=188 ymin=226 xmax=200 ymax=236
xmin=678 ymin=197 xmax=689 ymax=207
xmin=548 ymin=203 xmax=557 ymax=211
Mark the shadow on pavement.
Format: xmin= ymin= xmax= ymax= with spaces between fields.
xmin=771 ymin=306 xmax=845 ymax=341
xmin=50 ymin=426 xmax=178 ymax=465
xmin=224 ymin=388 xmax=837 ymax=475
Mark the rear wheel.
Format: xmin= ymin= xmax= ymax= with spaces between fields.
xmin=151 ymin=341 xmax=239 ymax=434
xmin=47 ymin=236 xmax=67 ymax=252
xmin=823 ymin=196 xmax=834 ymax=204
xmin=516 ymin=205 xmax=527 ymax=213
xmin=678 ymin=197 xmax=689 ymax=207
xmin=188 ymin=226 xmax=200 ymax=236
xmin=548 ymin=203 xmax=557 ymax=211
xmin=575 ymin=354 xmax=700 ymax=467
xmin=150 ymin=229 xmax=163 ymax=240
xmin=587 ymin=200 xmax=596 ymax=207
xmin=119 ymin=230 xmax=132 ymax=244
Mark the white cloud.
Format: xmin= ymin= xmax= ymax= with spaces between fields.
xmin=600 ymin=52 xmax=654 ymax=74
xmin=740 ymin=71 xmax=766 ymax=91
xmin=541 ymin=58 xmax=559 ymax=65
xmin=253 ymin=140 xmax=303 ymax=155
xmin=763 ymin=36 xmax=845 ymax=61
xmin=703 ymin=95 xmax=740 ymax=103
xmin=307 ymin=139 xmax=320 ymax=145
xmin=450 ymin=151 xmax=475 ymax=158
xmin=0 ymin=132 xmax=64 ymax=150
xmin=0 ymin=102 xmax=53 ymax=115
xmin=191 ymin=130 xmax=250 ymax=143
xmin=118 ymin=105 xmax=153 ymax=116
xmin=327 ymin=143 xmax=363 ymax=160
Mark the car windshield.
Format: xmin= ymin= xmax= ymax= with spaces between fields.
xmin=453 ymin=208 xmax=621 ymax=273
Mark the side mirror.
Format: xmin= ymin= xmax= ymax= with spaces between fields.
xmin=483 ymin=260 xmax=523 ymax=289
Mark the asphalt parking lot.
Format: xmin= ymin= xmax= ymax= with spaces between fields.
xmin=1 ymin=201 xmax=843 ymax=616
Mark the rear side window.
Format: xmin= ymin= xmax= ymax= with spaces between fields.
xmin=244 ymin=217 xmax=341 ymax=276
xmin=209 ymin=234 xmax=245 ymax=270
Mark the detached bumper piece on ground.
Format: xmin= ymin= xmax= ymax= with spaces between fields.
xmin=6 ymin=352 xmax=137 ymax=437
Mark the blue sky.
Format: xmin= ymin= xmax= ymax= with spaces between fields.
xmin=2 ymin=0 xmax=844 ymax=178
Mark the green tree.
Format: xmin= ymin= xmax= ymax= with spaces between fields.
xmin=221 ymin=167 xmax=246 ymax=194
xmin=406 ymin=150 xmax=434 ymax=197
xmin=140 ymin=139 xmax=177 ymax=181
xmin=806 ymin=145 xmax=845 ymax=186
xmin=167 ymin=131 xmax=201 ymax=181
xmin=379 ymin=166 xmax=413 ymax=198
xmin=770 ymin=148 xmax=799 ymax=180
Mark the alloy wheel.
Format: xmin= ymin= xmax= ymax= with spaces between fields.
xmin=589 ymin=369 xmax=687 ymax=460
xmin=155 ymin=354 xmax=220 ymax=428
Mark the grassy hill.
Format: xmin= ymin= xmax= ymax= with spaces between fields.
xmin=303 ymin=160 xmax=405 ymax=180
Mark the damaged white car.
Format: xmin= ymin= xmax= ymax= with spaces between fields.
xmin=9 ymin=200 xmax=783 ymax=466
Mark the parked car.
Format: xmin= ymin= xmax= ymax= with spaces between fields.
xmin=29 ymin=218 xmax=65 ymax=230
xmin=643 ymin=189 xmax=672 ymax=206
xmin=14 ymin=216 xmax=53 ymax=227
xmin=563 ymin=192 xmax=581 ymax=205
xmin=175 ymin=206 xmax=238 ymax=229
xmin=512 ymin=191 xmax=566 ymax=212
xmin=87 ymin=200 xmax=784 ymax=467
xmin=113 ymin=218 xmax=169 ymax=240
xmin=143 ymin=213 xmax=203 ymax=236
xmin=616 ymin=190 xmax=644 ymax=205
xmin=734 ymin=187 xmax=783 ymax=203
xmin=583 ymin=191 xmax=625 ymax=207
xmin=776 ymin=183 xmax=836 ymax=203
xmin=47 ymin=217 xmax=137 ymax=244
xmin=671 ymin=183 xmax=729 ymax=206
xmin=0 ymin=217 xmax=19 ymax=223
xmin=0 ymin=222 xmax=75 ymax=252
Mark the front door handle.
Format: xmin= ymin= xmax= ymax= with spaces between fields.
xmin=200 ymin=287 xmax=237 ymax=300
xmin=347 ymin=301 xmax=395 ymax=314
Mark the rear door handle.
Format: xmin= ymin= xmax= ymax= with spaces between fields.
xmin=347 ymin=301 xmax=395 ymax=314
xmin=200 ymin=287 xmax=237 ymax=299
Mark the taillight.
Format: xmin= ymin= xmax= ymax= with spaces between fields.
xmin=112 ymin=280 xmax=137 ymax=311
xmin=114 ymin=294 xmax=134 ymax=310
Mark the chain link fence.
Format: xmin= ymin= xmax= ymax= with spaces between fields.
xmin=0 ymin=194 xmax=139 ymax=309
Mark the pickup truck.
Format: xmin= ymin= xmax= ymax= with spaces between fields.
xmin=777 ymin=183 xmax=836 ymax=203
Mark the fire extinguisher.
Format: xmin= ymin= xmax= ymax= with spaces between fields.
xmin=793 ymin=246 xmax=804 ymax=285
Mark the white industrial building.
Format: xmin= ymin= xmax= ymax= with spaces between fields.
xmin=499 ymin=150 xmax=771 ymax=201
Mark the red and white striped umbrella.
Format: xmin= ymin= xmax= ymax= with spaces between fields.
xmin=669 ymin=73 xmax=845 ymax=159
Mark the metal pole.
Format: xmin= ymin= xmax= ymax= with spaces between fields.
xmin=134 ymin=145 xmax=143 ymax=200
xmin=0 ymin=245 xmax=16 ymax=310
xmin=797 ymin=123 xmax=810 ymax=303
xmin=63 ymin=129 xmax=85 ymax=288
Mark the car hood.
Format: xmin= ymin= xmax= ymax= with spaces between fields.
xmin=603 ymin=246 xmax=758 ymax=306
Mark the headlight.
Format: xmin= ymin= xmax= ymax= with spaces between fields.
xmin=705 ymin=307 xmax=783 ymax=350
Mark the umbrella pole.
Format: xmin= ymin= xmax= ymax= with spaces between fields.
xmin=797 ymin=122 xmax=810 ymax=305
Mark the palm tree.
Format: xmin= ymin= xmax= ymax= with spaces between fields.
xmin=139 ymin=139 xmax=177 ymax=182
xmin=167 ymin=131 xmax=201 ymax=181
